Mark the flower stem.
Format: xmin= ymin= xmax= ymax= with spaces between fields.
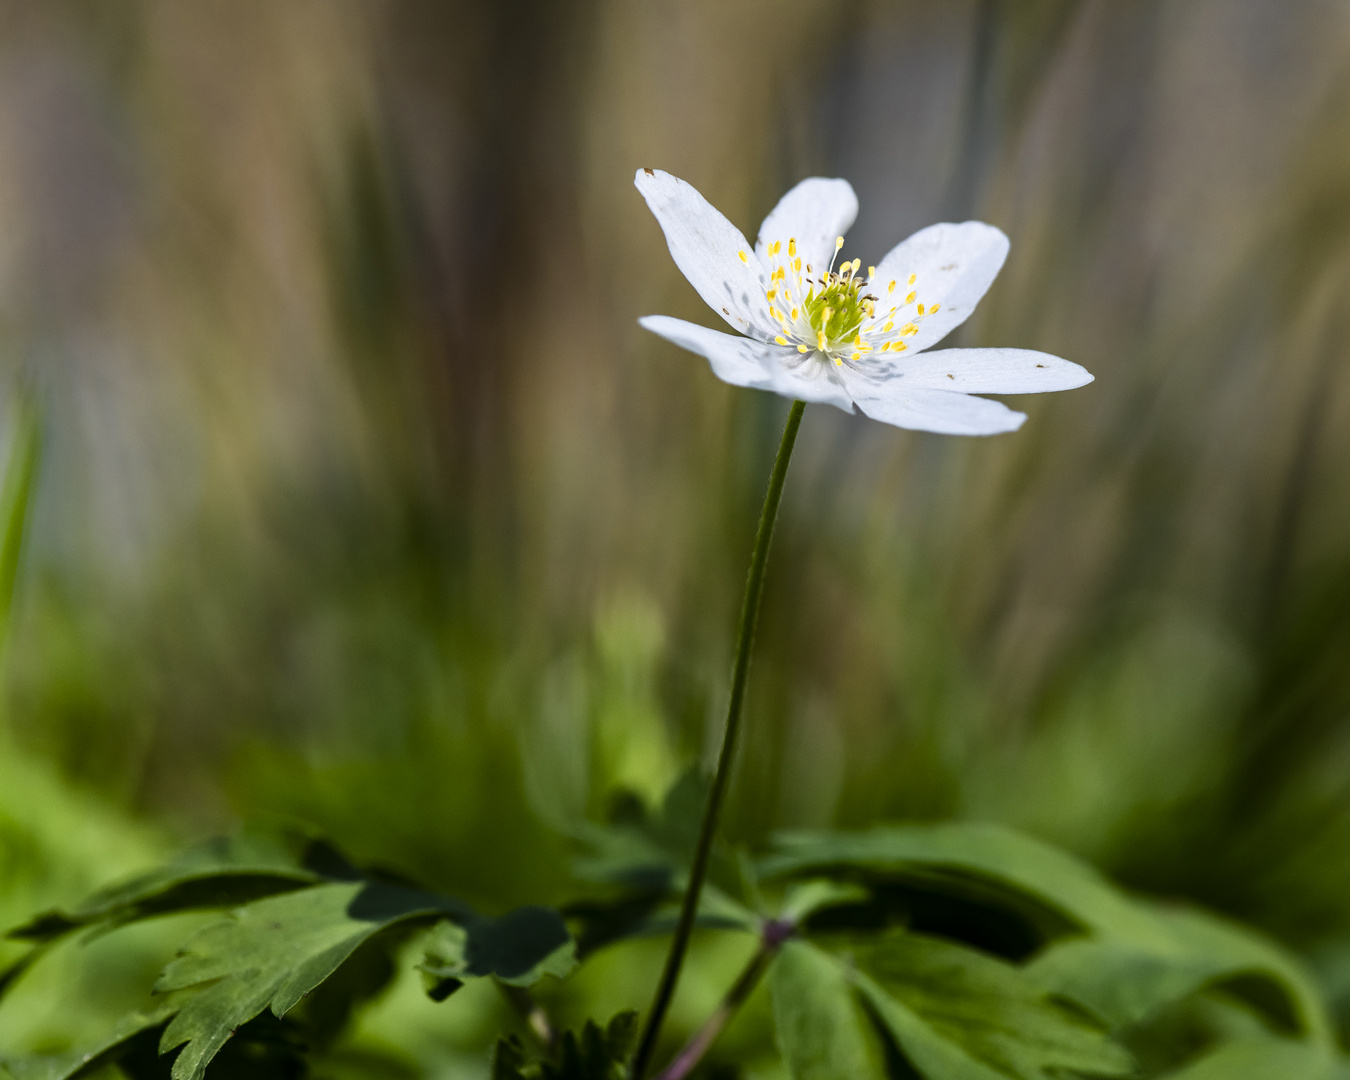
xmin=631 ymin=399 xmax=806 ymax=1079
xmin=653 ymin=920 xmax=794 ymax=1080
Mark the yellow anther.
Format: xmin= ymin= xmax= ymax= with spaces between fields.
xmin=851 ymin=258 xmax=861 ymax=273
xmin=895 ymin=341 xmax=907 ymax=352
xmin=738 ymin=251 xmax=748 ymax=263
xmin=916 ymin=303 xmax=926 ymax=316
xmin=769 ymin=307 xmax=778 ymax=319
xmin=853 ymin=334 xmax=862 ymax=346
xmin=834 ymin=357 xmax=843 ymax=366
xmin=907 ymin=273 xmax=916 ymax=284
xmin=900 ymin=323 xmax=918 ymax=336
xmin=868 ymin=265 xmax=876 ymax=278
xmin=775 ymin=335 xmax=788 ymax=345
xmin=797 ymin=344 xmax=809 ymax=353
xmin=930 ymin=303 xmax=941 ymax=314
xmin=882 ymin=321 xmax=894 ymax=332
xmin=822 ymin=306 xmax=834 ymax=328
xmin=858 ymin=343 xmax=872 ymax=353
xmin=835 ymin=236 xmax=845 ymax=249
xmin=788 ymin=238 xmax=797 ymax=257
xmin=888 ymin=280 xmax=896 ymax=293
xmin=851 ymin=351 xmax=861 ymax=360
xmin=791 ymin=308 xmax=799 ymax=319
xmin=766 ymin=290 xmax=777 ymax=301
xmin=817 ymin=330 xmax=827 ymax=350
xmin=906 ymin=291 xmax=917 ymax=304
xmin=880 ymin=341 xmax=891 ymax=352
xmin=794 ymin=257 xmax=802 ymax=272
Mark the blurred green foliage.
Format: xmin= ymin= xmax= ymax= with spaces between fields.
xmin=3 ymin=0 xmax=1350 ymax=1075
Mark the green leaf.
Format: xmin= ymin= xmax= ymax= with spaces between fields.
xmin=419 ymin=906 xmax=576 ymax=1001
xmin=777 ymin=880 xmax=870 ymax=924
xmin=154 ymin=880 xmax=468 ymax=1080
xmin=573 ymin=769 xmax=714 ymax=889
xmin=568 ymin=770 xmax=757 ymax=952
xmin=769 ymin=940 xmax=887 ymax=1080
xmin=1027 ymin=904 xmax=1333 ymax=1047
xmin=8 ymin=827 xmax=342 ymax=944
xmin=491 ymin=1012 xmax=638 ymax=1080
xmin=851 ymin=930 xmax=1135 ymax=1080
xmin=763 ymin=824 xmax=1161 ymax=944
xmin=1160 ymin=1038 xmax=1338 ymax=1080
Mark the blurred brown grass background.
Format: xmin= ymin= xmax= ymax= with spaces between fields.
xmin=6 ymin=0 xmax=1350 ymax=1065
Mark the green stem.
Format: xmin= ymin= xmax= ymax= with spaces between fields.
xmin=631 ymin=399 xmax=806 ymax=1079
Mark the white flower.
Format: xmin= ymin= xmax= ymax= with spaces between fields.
xmin=635 ymin=169 xmax=1092 ymax=435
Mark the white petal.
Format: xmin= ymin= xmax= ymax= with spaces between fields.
xmin=635 ymin=169 xmax=778 ymax=341
xmin=869 ymin=222 xmax=1009 ymax=354
xmin=858 ymin=347 xmax=1093 ymax=394
xmin=842 ymin=375 xmax=1027 ymax=435
xmin=639 ymin=316 xmax=855 ymax=413
xmin=754 ymin=178 xmax=858 ymax=273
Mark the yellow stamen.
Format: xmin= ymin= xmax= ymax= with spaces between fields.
xmin=901 ymin=323 xmax=918 ymax=336
xmin=930 ymin=303 xmax=941 ymax=314
xmin=788 ymin=238 xmax=797 ymax=257
xmin=888 ymin=280 xmax=896 ymax=293
xmin=882 ymin=321 xmax=894 ymax=332
xmin=797 ymin=344 xmax=809 ymax=353
xmin=766 ymin=290 xmax=777 ymax=301
xmin=794 ymin=257 xmax=802 ymax=272
xmin=850 ymin=351 xmax=861 ymax=360
xmin=835 ymin=236 xmax=845 ymax=249
xmin=907 ymin=273 xmax=916 ymax=284
xmin=916 ymin=303 xmax=925 ymax=316
xmin=775 ymin=335 xmax=788 ymax=345
xmin=895 ymin=342 xmax=907 ymax=351
xmin=906 ymin=291 xmax=917 ymax=304
xmin=738 ymin=251 xmax=748 ymax=263
xmin=791 ymin=308 xmax=799 ymax=319
xmin=868 ymin=265 xmax=876 ymax=278
xmin=817 ymin=329 xmax=827 ymax=350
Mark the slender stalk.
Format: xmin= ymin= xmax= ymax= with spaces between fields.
xmin=653 ymin=920 xmax=794 ymax=1080
xmin=631 ymin=400 xmax=806 ymax=1079
xmin=501 ymin=984 xmax=557 ymax=1052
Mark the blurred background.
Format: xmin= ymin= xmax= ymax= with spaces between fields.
xmin=5 ymin=0 xmax=1350 ymax=1073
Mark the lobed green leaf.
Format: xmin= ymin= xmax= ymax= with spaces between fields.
xmin=771 ymin=933 xmax=1133 ymax=1080
xmin=153 ymin=880 xmax=469 ymax=1080
xmin=419 ymin=906 xmax=576 ymax=1000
